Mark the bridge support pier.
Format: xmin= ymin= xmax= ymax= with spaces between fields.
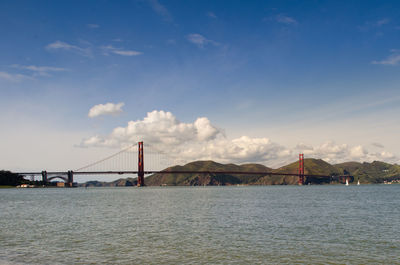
xmin=137 ymin=141 xmax=144 ymax=187
xmin=67 ymin=171 xmax=74 ymax=187
xmin=41 ymin=170 xmax=48 ymax=184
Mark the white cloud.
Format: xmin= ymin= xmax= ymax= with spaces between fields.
xmin=372 ymin=50 xmax=400 ymax=65
xmin=101 ymin=45 xmax=142 ymax=56
xmin=148 ymin=0 xmax=172 ymax=22
xmin=11 ymin=64 xmax=67 ymax=77
xmin=275 ymin=14 xmax=298 ymax=25
xmin=187 ymin=34 xmax=219 ymax=48
xmin=0 ymin=71 xmax=32 ymax=82
xmin=46 ymin=41 xmax=92 ymax=57
xmin=87 ymin=24 xmax=99 ymax=28
xmin=81 ymin=110 xmax=221 ymax=147
xmin=80 ymin=110 xmax=399 ymax=166
xmin=112 ymin=50 xmax=142 ymax=56
xmin=358 ymin=18 xmax=391 ymax=31
xmin=299 ymin=141 xmax=397 ymax=164
xmin=376 ymin=18 xmax=390 ymax=26
xmin=371 ymin=142 xmax=384 ymax=148
xmin=88 ymin=102 xmax=125 ymax=118
xmin=167 ymin=39 xmax=176 ymax=45
xmin=295 ymin=143 xmax=314 ymax=151
xmin=207 ymin=12 xmax=217 ymax=18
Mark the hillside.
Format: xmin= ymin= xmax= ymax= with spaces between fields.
xmin=145 ymin=160 xmax=273 ymax=186
xmin=78 ymin=159 xmax=400 ymax=186
xmin=79 ymin=177 xmax=137 ymax=187
xmin=143 ymin=159 xmax=346 ymax=186
xmin=334 ymin=161 xmax=400 ymax=183
xmin=275 ymin=158 xmax=341 ymax=176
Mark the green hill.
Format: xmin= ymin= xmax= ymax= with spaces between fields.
xmin=79 ymin=177 xmax=137 ymax=187
xmin=145 ymin=159 xmax=343 ymax=186
xmin=334 ymin=161 xmax=400 ymax=183
xmin=268 ymin=158 xmax=343 ymax=185
xmin=145 ymin=160 xmax=273 ymax=186
xmin=275 ymin=158 xmax=341 ymax=176
xmin=76 ymin=158 xmax=400 ymax=186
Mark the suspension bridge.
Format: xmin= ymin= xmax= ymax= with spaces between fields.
xmin=17 ymin=142 xmax=352 ymax=187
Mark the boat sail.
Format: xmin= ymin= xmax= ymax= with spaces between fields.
xmin=345 ymin=178 xmax=349 ymax=186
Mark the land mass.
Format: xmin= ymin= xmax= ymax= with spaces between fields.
xmin=78 ymin=158 xmax=400 ymax=187
xmin=2 ymin=159 xmax=399 ymax=187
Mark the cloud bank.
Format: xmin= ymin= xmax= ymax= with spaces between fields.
xmin=88 ymin=102 xmax=125 ymax=118
xmin=80 ymin=110 xmax=399 ymax=167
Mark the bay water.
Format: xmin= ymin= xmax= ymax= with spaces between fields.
xmin=1 ymin=185 xmax=399 ymax=264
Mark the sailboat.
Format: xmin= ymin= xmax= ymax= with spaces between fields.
xmin=357 ymin=180 xmax=360 ymax=185
xmin=345 ymin=178 xmax=349 ymax=186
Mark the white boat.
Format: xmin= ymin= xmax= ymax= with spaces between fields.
xmin=345 ymin=179 xmax=349 ymax=186
xmin=357 ymin=180 xmax=360 ymax=185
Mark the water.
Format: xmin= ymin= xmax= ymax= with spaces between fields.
xmin=1 ymin=185 xmax=399 ymax=264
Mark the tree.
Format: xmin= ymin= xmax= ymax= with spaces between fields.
xmin=0 ymin=170 xmax=25 ymax=186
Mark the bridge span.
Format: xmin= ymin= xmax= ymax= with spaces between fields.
xmin=17 ymin=142 xmax=352 ymax=187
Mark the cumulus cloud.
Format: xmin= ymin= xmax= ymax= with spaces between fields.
xmin=297 ymin=141 xmax=397 ymax=165
xmin=79 ymin=135 xmax=104 ymax=147
xmin=88 ymin=102 xmax=125 ymax=118
xmin=46 ymin=41 xmax=92 ymax=57
xmin=80 ymin=110 xmax=399 ymax=167
xmin=80 ymin=110 xmax=288 ymax=165
xmin=81 ymin=110 xmax=221 ymax=147
xmin=372 ymin=50 xmax=400 ymax=65
xmin=187 ymin=34 xmax=219 ymax=48
xmin=101 ymin=45 xmax=142 ymax=56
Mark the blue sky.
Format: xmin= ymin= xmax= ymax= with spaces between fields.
xmin=1 ymin=0 xmax=400 ymax=178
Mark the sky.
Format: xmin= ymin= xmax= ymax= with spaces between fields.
xmin=1 ymin=0 xmax=400 ymax=180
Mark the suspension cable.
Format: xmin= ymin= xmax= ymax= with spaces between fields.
xmin=75 ymin=143 xmax=137 ymax=171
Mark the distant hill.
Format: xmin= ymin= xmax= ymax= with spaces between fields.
xmin=275 ymin=158 xmax=341 ymax=175
xmin=78 ymin=159 xmax=400 ymax=186
xmin=79 ymin=177 xmax=137 ymax=187
xmin=145 ymin=160 xmax=272 ymax=186
xmin=334 ymin=161 xmax=400 ymax=184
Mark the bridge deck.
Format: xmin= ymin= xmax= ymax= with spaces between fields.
xmin=17 ymin=170 xmax=349 ymax=178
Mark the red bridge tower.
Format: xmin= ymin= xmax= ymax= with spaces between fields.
xmin=137 ymin=141 xmax=145 ymax=187
xmin=298 ymin=153 xmax=305 ymax=185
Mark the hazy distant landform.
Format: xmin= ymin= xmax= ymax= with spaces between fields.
xmin=80 ymin=159 xmax=400 ymax=187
